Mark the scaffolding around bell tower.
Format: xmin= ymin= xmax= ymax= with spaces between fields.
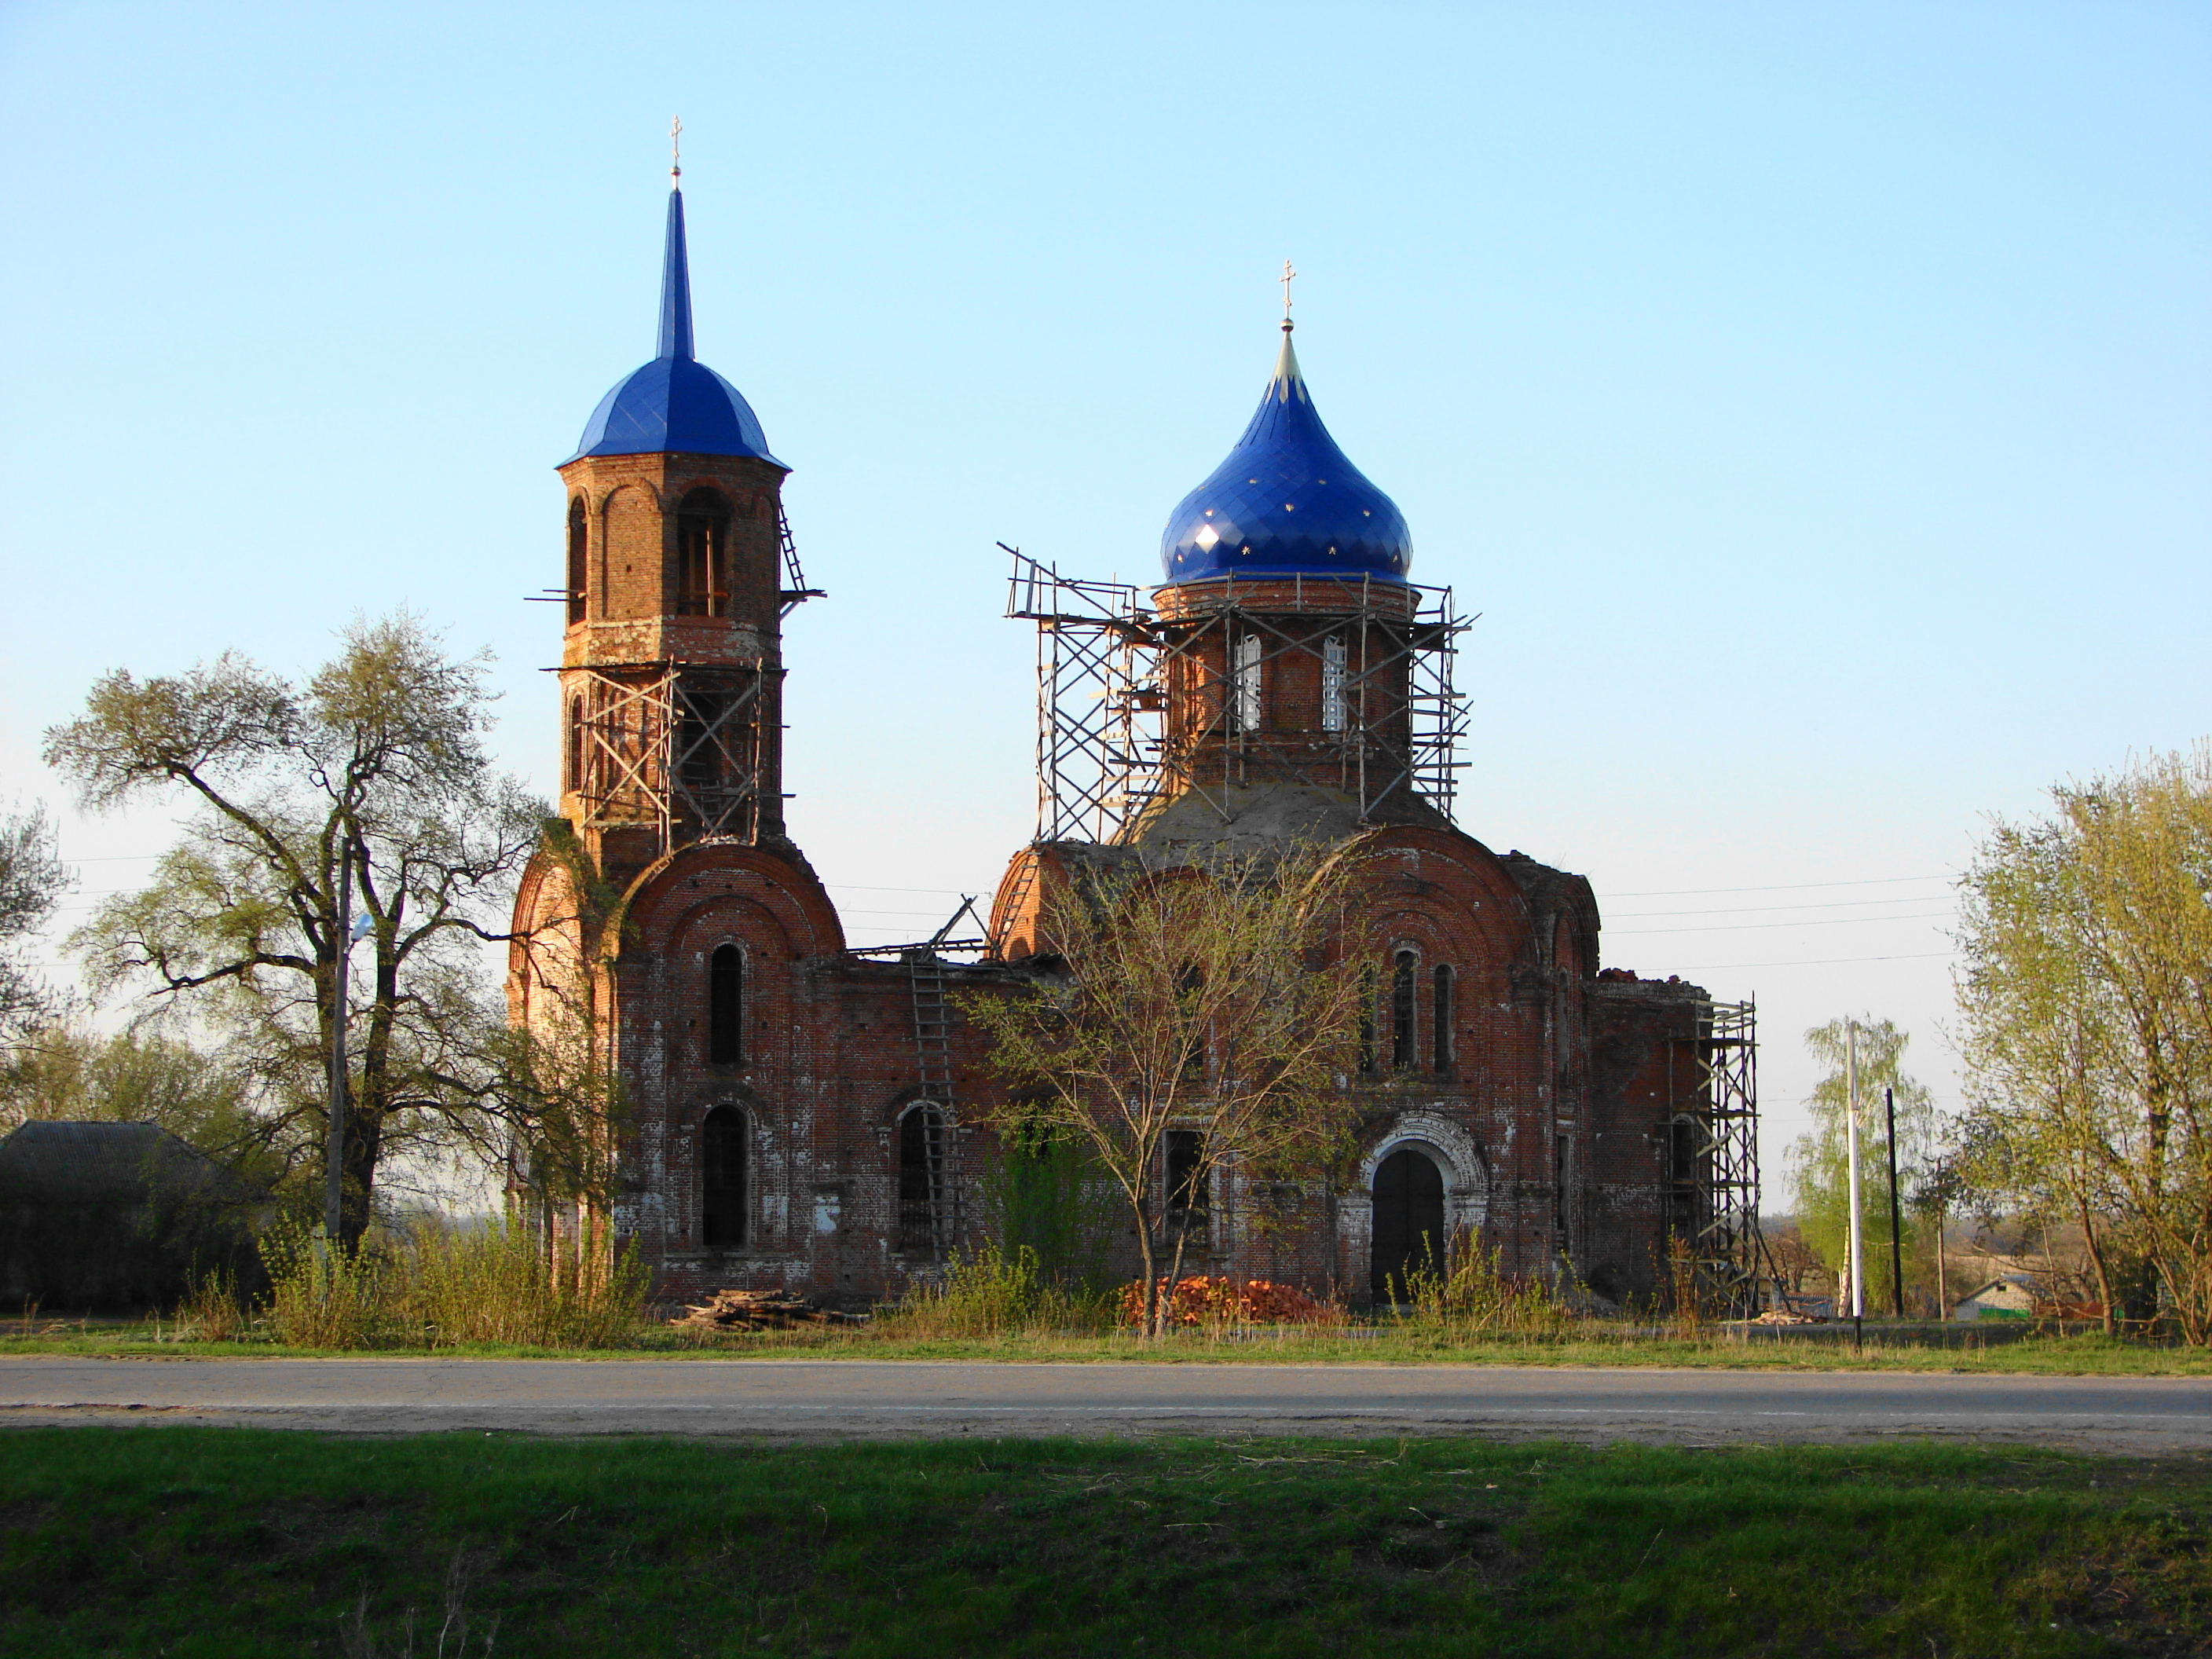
xmin=1003 ymin=545 xmax=1472 ymax=843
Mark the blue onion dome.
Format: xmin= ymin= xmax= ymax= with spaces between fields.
xmin=1159 ymin=325 xmax=1410 ymax=584
xmin=567 ymin=186 xmax=784 ymax=467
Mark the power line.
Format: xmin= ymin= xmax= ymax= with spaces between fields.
xmin=1610 ymin=893 xmax=1956 ymax=921
xmin=1665 ymin=949 xmax=1960 ymax=970
xmin=1604 ymin=873 xmax=1951 ymax=899
xmin=1610 ymin=911 xmax=1954 ymax=937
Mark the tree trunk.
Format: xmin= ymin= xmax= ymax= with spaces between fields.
xmin=2077 ymin=1192 xmax=2118 ymax=1339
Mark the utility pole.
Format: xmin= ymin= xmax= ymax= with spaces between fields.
xmin=1885 ymin=1083 xmax=1905 ymax=1320
xmin=325 ymin=843 xmax=352 ymax=1249
xmin=1846 ymin=1019 xmax=1864 ymax=1346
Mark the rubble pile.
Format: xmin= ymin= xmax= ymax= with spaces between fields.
xmin=670 ymin=1288 xmax=862 ymax=1332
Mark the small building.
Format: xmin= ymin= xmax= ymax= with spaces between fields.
xmin=0 ymin=1122 xmax=267 ymax=1310
xmin=1950 ymin=1274 xmax=2039 ymax=1321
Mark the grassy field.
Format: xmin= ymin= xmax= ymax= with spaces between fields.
xmin=1 ymin=1427 xmax=2205 ymax=1656
xmin=2 ymin=1321 xmax=2208 ymax=1375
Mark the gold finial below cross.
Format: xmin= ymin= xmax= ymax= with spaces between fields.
xmin=1280 ymin=259 xmax=1297 ymax=327
xmin=670 ymin=116 xmax=683 ymax=182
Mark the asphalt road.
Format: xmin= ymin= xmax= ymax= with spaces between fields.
xmin=2 ymin=1358 xmax=2208 ymax=1452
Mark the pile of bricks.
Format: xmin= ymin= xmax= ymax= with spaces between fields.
xmin=670 ymin=1288 xmax=862 ymax=1331
xmin=1120 ymin=1276 xmax=1335 ymax=1328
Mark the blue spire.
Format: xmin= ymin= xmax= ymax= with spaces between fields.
xmin=657 ymin=187 xmax=694 ymax=361
xmin=1158 ymin=322 xmax=1411 ymax=584
xmin=566 ymin=179 xmax=784 ymax=467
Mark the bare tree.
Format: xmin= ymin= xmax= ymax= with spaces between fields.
xmin=963 ymin=844 xmax=1368 ymax=1337
xmin=42 ymin=614 xmax=566 ymax=1247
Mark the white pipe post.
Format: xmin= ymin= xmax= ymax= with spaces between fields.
xmin=325 ymin=843 xmax=352 ymax=1249
xmin=1845 ymin=1018 xmax=1865 ymax=1340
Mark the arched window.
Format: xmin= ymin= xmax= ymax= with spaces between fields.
xmin=1390 ymin=950 xmax=1418 ymax=1071
xmin=566 ymin=498 xmax=588 ymax=624
xmin=1431 ymin=965 xmax=1455 ymax=1076
xmin=1232 ymin=632 xmax=1263 ymax=732
xmin=675 ymin=489 xmax=731 ymax=617
xmin=562 ymin=694 xmax=579 ymax=800
xmin=1165 ymin=1128 xmax=1208 ymax=1243
xmin=708 ymin=944 xmax=743 ymax=1065
xmin=899 ymin=1102 xmax=950 ymax=1257
xmin=701 ymin=1104 xmax=746 ymax=1247
xmin=1320 ymin=632 xmax=1348 ymax=733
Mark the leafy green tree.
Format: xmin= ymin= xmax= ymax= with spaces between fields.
xmin=1785 ymin=1017 xmax=1939 ymax=1316
xmin=0 ymin=800 xmax=67 ymax=1044
xmin=42 ymin=615 xmax=558 ymax=1248
xmin=1954 ymin=745 xmax=2212 ymax=1342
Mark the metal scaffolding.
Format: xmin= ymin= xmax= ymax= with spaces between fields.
xmin=566 ymin=662 xmax=770 ymax=854
xmin=1004 ymin=545 xmax=1470 ymax=842
xmin=1668 ymin=998 xmax=1765 ymax=1314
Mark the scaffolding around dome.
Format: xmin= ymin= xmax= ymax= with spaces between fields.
xmin=1003 ymin=546 xmax=1471 ymax=845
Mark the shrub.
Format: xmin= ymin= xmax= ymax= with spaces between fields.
xmin=257 ymin=1214 xmax=650 ymax=1350
xmin=877 ymin=1242 xmax=1108 ymax=1338
xmin=260 ymin=1221 xmax=389 ymax=1350
xmin=1391 ymin=1239 xmax=1582 ymax=1338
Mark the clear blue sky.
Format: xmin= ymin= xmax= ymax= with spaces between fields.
xmin=2 ymin=1 xmax=2207 ymax=1185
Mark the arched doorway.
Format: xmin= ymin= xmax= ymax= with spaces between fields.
xmin=1370 ymin=1146 xmax=1445 ymax=1302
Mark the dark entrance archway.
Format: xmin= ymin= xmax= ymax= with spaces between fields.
xmin=1370 ymin=1146 xmax=1445 ymax=1303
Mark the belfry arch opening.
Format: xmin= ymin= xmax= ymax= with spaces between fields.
xmin=675 ymin=489 xmax=731 ymax=617
xmin=566 ymin=497 xmax=588 ymax=624
xmin=1370 ymin=1144 xmax=1446 ymax=1303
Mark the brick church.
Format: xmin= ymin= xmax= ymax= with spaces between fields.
xmin=509 ymin=178 xmax=1759 ymax=1312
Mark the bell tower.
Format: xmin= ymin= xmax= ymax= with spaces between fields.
xmin=552 ymin=173 xmax=813 ymax=892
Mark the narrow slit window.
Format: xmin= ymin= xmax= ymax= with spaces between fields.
xmin=566 ymin=499 xmax=588 ymax=624
xmin=1232 ymin=632 xmax=1263 ymax=733
xmin=708 ymin=944 xmax=743 ymax=1064
xmin=701 ymin=1105 xmax=746 ymax=1248
xmin=1357 ymin=965 xmax=1378 ymax=1075
xmin=1390 ymin=950 xmax=1417 ymax=1071
xmin=566 ymin=697 xmax=585 ymax=796
xmin=1320 ymin=632 xmax=1348 ymax=732
xmin=1431 ymin=964 xmax=1455 ymax=1075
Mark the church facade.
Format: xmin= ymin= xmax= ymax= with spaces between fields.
xmin=508 ymin=181 xmax=1757 ymax=1312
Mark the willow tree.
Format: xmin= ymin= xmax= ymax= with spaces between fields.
xmin=964 ymin=844 xmax=1368 ymax=1336
xmin=1782 ymin=1017 xmax=1938 ymax=1315
xmin=1954 ymin=745 xmax=2212 ymax=1343
xmin=42 ymin=615 xmax=567 ymax=1247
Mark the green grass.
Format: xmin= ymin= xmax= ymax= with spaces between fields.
xmin=1 ymin=1429 xmax=2205 ymax=1656
xmin=2 ymin=1321 xmax=2208 ymax=1374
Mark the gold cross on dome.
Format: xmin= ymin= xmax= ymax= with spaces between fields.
xmin=1280 ymin=260 xmax=1297 ymax=324
xmin=670 ymin=116 xmax=683 ymax=181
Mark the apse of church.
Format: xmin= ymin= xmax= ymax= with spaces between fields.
xmin=509 ymin=181 xmax=1760 ymax=1312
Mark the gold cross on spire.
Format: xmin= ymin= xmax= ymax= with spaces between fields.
xmin=1280 ymin=259 xmax=1297 ymax=329
xmin=670 ymin=115 xmax=683 ymax=184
